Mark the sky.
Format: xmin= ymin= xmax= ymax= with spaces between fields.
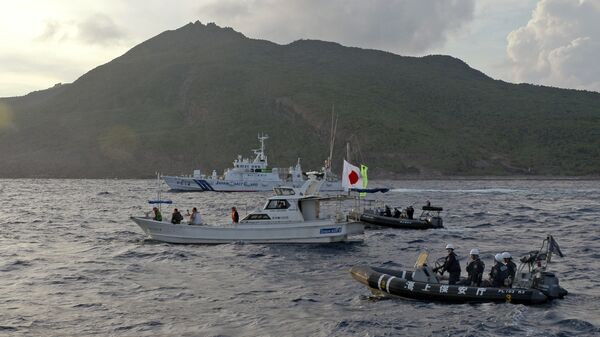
xmin=1 ymin=0 xmax=599 ymax=97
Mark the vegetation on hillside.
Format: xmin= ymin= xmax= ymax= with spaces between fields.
xmin=1 ymin=21 xmax=599 ymax=178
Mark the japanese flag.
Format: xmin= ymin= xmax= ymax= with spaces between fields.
xmin=342 ymin=159 xmax=363 ymax=191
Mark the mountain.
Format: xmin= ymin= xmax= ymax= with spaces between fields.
xmin=1 ymin=21 xmax=600 ymax=178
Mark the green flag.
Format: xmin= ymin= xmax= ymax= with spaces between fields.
xmin=360 ymin=165 xmax=368 ymax=197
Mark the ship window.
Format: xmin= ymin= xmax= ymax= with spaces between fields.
xmin=273 ymin=188 xmax=295 ymax=196
xmin=266 ymin=200 xmax=290 ymax=209
xmin=245 ymin=214 xmax=271 ymax=220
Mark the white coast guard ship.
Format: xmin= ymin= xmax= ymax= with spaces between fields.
xmin=162 ymin=135 xmax=305 ymax=192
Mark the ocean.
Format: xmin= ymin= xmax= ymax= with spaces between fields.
xmin=1 ymin=179 xmax=599 ymax=336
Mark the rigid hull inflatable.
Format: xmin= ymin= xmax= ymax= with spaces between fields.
xmin=350 ymin=266 xmax=549 ymax=304
xmin=350 ymin=236 xmax=567 ymax=305
xmin=360 ymin=206 xmax=443 ymax=230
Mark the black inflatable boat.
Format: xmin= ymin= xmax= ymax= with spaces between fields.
xmin=350 ymin=236 xmax=567 ymax=304
xmin=360 ymin=206 xmax=443 ymax=229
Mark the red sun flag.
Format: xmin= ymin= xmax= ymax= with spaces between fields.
xmin=342 ymin=160 xmax=363 ymax=191
xmin=348 ymin=170 xmax=359 ymax=184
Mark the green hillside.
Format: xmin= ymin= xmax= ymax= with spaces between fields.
xmin=1 ymin=21 xmax=599 ymax=178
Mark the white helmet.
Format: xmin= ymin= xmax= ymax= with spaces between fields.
xmin=445 ymin=244 xmax=454 ymax=250
xmin=470 ymin=248 xmax=480 ymax=255
xmin=495 ymin=253 xmax=504 ymax=263
xmin=502 ymin=252 xmax=511 ymax=259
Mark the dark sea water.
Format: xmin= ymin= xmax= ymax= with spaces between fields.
xmin=1 ymin=179 xmax=599 ymax=336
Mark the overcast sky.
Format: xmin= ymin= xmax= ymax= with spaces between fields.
xmin=1 ymin=0 xmax=598 ymax=97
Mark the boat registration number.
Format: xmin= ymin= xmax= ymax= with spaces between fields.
xmin=320 ymin=227 xmax=342 ymax=234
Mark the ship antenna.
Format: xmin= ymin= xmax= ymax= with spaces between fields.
xmin=328 ymin=104 xmax=338 ymax=173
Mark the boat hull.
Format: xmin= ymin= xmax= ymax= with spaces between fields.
xmin=162 ymin=175 xmax=342 ymax=192
xmin=131 ymin=217 xmax=363 ymax=244
xmin=350 ymin=265 xmax=550 ymax=304
xmin=359 ymin=212 xmax=443 ymax=229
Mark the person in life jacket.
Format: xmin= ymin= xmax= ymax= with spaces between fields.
xmin=489 ymin=253 xmax=509 ymax=288
xmin=152 ymin=207 xmax=162 ymax=221
xmin=434 ymin=244 xmax=461 ymax=285
xmin=502 ymin=251 xmax=517 ymax=287
xmin=231 ymin=207 xmax=239 ymax=223
xmin=465 ymin=248 xmax=485 ymax=286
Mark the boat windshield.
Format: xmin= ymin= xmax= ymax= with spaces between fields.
xmin=273 ymin=187 xmax=295 ymax=196
xmin=244 ymin=214 xmax=271 ymax=220
xmin=266 ymin=200 xmax=290 ymax=209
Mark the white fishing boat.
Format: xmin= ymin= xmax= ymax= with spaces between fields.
xmin=130 ymin=179 xmax=363 ymax=244
xmin=162 ymin=134 xmax=305 ymax=192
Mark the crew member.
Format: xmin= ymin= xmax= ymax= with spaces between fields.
xmin=406 ymin=206 xmax=414 ymax=219
xmin=384 ymin=205 xmax=392 ymax=217
xmin=434 ymin=243 xmax=461 ymax=285
xmin=465 ymin=248 xmax=485 ymax=286
xmin=489 ymin=253 xmax=509 ymax=288
xmin=502 ymin=252 xmax=517 ymax=287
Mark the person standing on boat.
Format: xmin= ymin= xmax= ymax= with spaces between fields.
xmin=488 ymin=253 xmax=509 ymax=288
xmin=502 ymin=252 xmax=517 ymax=287
xmin=406 ymin=206 xmax=414 ymax=219
xmin=465 ymin=248 xmax=485 ymax=286
xmin=434 ymin=244 xmax=461 ymax=285
xmin=384 ymin=205 xmax=392 ymax=217
xmin=231 ymin=207 xmax=239 ymax=223
xmin=187 ymin=207 xmax=203 ymax=225
xmin=171 ymin=208 xmax=183 ymax=224
xmin=152 ymin=207 xmax=162 ymax=221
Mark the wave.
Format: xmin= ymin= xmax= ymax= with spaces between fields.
xmin=554 ymin=319 xmax=598 ymax=333
xmin=390 ymin=188 xmax=521 ymax=194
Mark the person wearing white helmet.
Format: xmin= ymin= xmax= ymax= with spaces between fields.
xmin=433 ymin=243 xmax=461 ymax=285
xmin=502 ymin=252 xmax=517 ymax=287
xmin=488 ymin=253 xmax=509 ymax=288
xmin=464 ymin=248 xmax=485 ymax=286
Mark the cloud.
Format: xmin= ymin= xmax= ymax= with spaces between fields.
xmin=77 ymin=13 xmax=127 ymax=45
xmin=198 ymin=0 xmax=476 ymax=54
xmin=506 ymin=0 xmax=600 ymax=91
xmin=36 ymin=13 xmax=127 ymax=45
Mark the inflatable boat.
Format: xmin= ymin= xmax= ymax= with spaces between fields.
xmin=350 ymin=236 xmax=567 ymax=304
xmin=359 ymin=206 xmax=443 ymax=229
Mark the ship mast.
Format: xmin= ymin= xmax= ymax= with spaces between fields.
xmin=327 ymin=105 xmax=338 ymax=174
xmin=254 ymin=133 xmax=269 ymax=163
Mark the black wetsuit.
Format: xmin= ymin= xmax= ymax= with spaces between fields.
xmin=440 ymin=251 xmax=461 ymax=285
xmin=490 ymin=262 xmax=509 ymax=288
xmin=466 ymin=258 xmax=485 ymax=286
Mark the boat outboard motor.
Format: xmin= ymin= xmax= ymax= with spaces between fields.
xmin=427 ymin=216 xmax=443 ymax=228
xmin=532 ymin=271 xmax=566 ymax=299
